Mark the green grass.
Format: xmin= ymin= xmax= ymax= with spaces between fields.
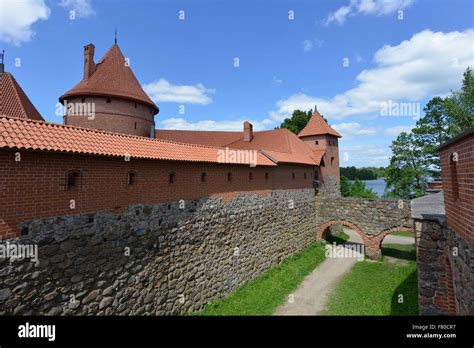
xmin=391 ymin=231 xmax=415 ymax=238
xmin=382 ymin=243 xmax=416 ymax=261
xmin=323 ymin=258 xmax=418 ymax=315
xmin=195 ymin=242 xmax=326 ymax=315
xmin=326 ymin=230 xmax=350 ymax=245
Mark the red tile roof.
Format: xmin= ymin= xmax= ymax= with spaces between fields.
xmin=59 ymin=44 xmax=158 ymax=113
xmin=0 ymin=73 xmax=44 ymax=121
xmin=156 ymin=127 xmax=322 ymax=166
xmin=155 ymin=129 xmax=243 ymax=147
xmin=298 ymin=110 xmax=341 ymax=138
xmin=0 ymin=116 xmax=276 ymax=166
xmin=226 ymin=128 xmax=321 ymax=165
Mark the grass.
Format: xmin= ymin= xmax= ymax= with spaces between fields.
xmin=382 ymin=243 xmax=416 ymax=261
xmin=323 ymin=255 xmax=418 ymax=315
xmin=326 ymin=230 xmax=350 ymax=245
xmin=391 ymin=231 xmax=415 ymax=238
xmin=195 ymin=242 xmax=326 ymax=315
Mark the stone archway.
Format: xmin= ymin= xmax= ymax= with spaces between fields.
xmin=316 ymin=220 xmax=366 ymax=242
xmin=316 ymin=222 xmax=415 ymax=260
xmin=375 ymin=226 xmax=415 ymax=250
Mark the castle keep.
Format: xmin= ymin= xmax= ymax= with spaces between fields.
xmin=0 ymin=43 xmax=341 ymax=315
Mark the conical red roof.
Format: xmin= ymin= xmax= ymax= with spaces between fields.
xmin=0 ymin=72 xmax=44 ymax=121
xmin=298 ymin=110 xmax=341 ymax=138
xmin=59 ymin=44 xmax=158 ymax=113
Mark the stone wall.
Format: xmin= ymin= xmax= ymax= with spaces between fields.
xmin=319 ymin=174 xmax=340 ymax=198
xmin=315 ymin=196 xmax=412 ymax=258
xmin=414 ymin=217 xmax=473 ymax=315
xmin=0 ymin=189 xmax=316 ymax=315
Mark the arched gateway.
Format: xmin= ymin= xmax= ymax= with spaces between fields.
xmin=314 ymin=197 xmax=414 ymax=259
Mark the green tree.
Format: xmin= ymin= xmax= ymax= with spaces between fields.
xmin=276 ymin=109 xmax=329 ymax=135
xmin=444 ymin=67 xmax=474 ymax=136
xmin=350 ymin=178 xmax=377 ymax=198
xmin=386 ymin=132 xmax=427 ymax=199
xmin=340 ymin=176 xmax=352 ymax=197
xmin=386 ymin=67 xmax=474 ymax=198
xmin=412 ymin=96 xmax=449 ymax=177
xmin=276 ymin=109 xmax=312 ymax=135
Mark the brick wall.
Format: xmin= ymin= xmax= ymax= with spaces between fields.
xmin=439 ymin=129 xmax=474 ymax=245
xmin=0 ymin=149 xmax=314 ymax=239
xmin=64 ymin=96 xmax=155 ymax=137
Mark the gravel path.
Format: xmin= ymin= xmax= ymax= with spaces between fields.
xmin=274 ymin=228 xmax=414 ymax=315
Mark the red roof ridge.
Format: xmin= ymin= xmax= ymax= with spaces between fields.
xmin=298 ymin=110 xmax=341 ymax=138
xmin=0 ymin=73 xmax=44 ymax=121
xmin=59 ymin=44 xmax=158 ymax=113
xmin=0 ymin=116 xmax=277 ymax=166
xmin=0 ymin=115 xmax=273 ymax=152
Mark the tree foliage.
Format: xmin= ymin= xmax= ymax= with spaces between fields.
xmin=340 ymin=166 xmax=387 ymax=180
xmin=386 ymin=67 xmax=474 ymax=199
xmin=340 ymin=176 xmax=377 ymax=198
xmin=276 ymin=109 xmax=328 ymax=135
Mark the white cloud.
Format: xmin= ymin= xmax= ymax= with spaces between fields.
xmin=384 ymin=125 xmax=413 ymax=136
xmin=333 ymin=122 xmax=377 ymax=138
xmin=59 ymin=0 xmax=95 ymax=18
xmin=143 ymin=79 xmax=216 ymax=105
xmin=159 ymin=118 xmax=272 ymax=132
xmin=340 ymin=144 xmax=392 ymax=167
xmin=325 ymin=0 xmax=415 ymax=26
xmin=0 ymin=0 xmax=50 ymax=46
xmin=269 ymin=29 xmax=474 ymax=121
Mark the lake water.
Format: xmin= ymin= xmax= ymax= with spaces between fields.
xmin=351 ymin=179 xmax=387 ymax=197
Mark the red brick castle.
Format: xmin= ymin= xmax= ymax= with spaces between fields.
xmin=0 ymin=43 xmax=342 ymax=239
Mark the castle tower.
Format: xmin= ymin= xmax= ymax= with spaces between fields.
xmin=298 ymin=108 xmax=342 ymax=197
xmin=59 ymin=43 xmax=159 ymax=137
xmin=0 ymin=50 xmax=44 ymax=121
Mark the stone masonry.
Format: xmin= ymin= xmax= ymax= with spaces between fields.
xmin=0 ymin=189 xmax=316 ymax=315
xmin=315 ymin=196 xmax=412 ymax=259
xmin=412 ymin=192 xmax=473 ymax=315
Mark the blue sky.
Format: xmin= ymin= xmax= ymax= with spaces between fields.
xmin=1 ymin=0 xmax=473 ymax=167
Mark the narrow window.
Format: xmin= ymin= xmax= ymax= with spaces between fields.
xmin=134 ymin=122 xmax=137 ymax=129
xmin=135 ymin=102 xmax=137 ymax=108
xmin=67 ymin=171 xmax=80 ymax=190
xmin=315 ymin=140 xmax=319 ymax=145
xmin=249 ymin=172 xmax=253 ymax=180
xmin=265 ymin=172 xmax=269 ymax=180
xmin=201 ymin=172 xmax=207 ymax=182
xmin=304 ymin=172 xmax=307 ymax=179
xmin=227 ymin=172 xmax=233 ymax=182
xmin=450 ymin=152 xmax=459 ymax=200
xmin=331 ymin=157 xmax=335 ymax=166
xmin=292 ymin=172 xmax=296 ymax=180
xmin=106 ymin=98 xmax=111 ymax=103
xmin=127 ymin=172 xmax=136 ymax=186
xmin=169 ymin=172 xmax=175 ymax=184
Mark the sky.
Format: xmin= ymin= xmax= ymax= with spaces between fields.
xmin=1 ymin=0 xmax=473 ymax=167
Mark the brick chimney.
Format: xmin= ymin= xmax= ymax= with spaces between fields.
xmin=243 ymin=121 xmax=253 ymax=142
xmin=83 ymin=44 xmax=96 ymax=79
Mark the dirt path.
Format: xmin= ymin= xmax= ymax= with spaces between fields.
xmin=274 ymin=228 xmax=415 ymax=315
xmin=274 ymin=245 xmax=360 ymax=315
